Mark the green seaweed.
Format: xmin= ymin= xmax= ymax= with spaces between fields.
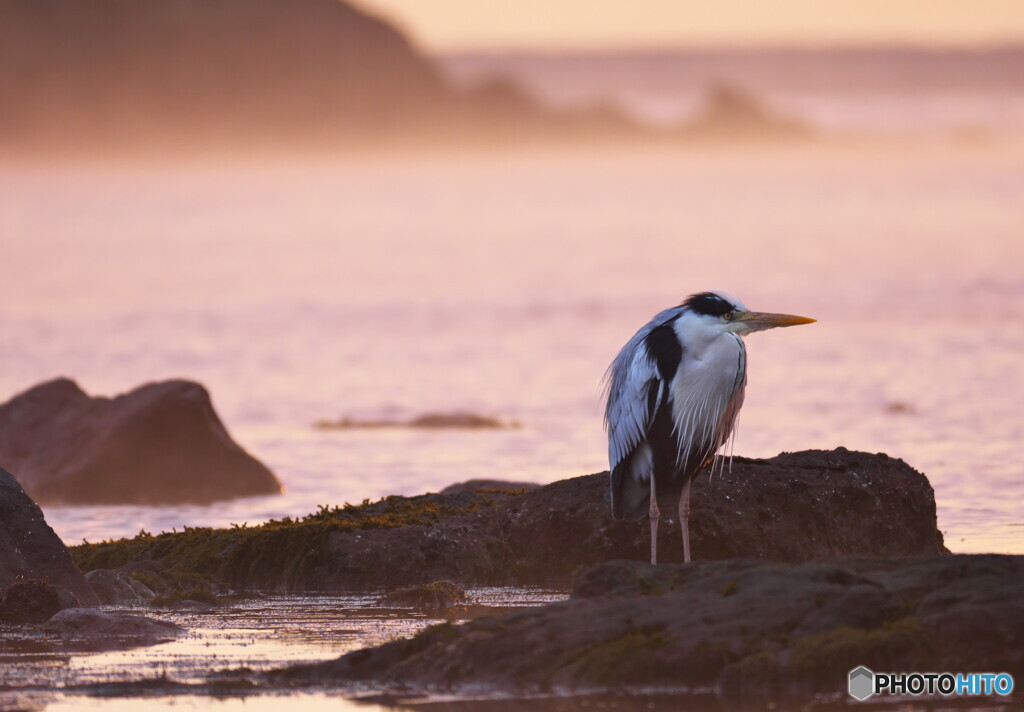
xmin=571 ymin=626 xmax=671 ymax=686
xmin=719 ymin=579 xmax=739 ymax=597
xmin=789 ymin=616 xmax=928 ymax=680
xmin=70 ymin=490 xmax=518 ymax=593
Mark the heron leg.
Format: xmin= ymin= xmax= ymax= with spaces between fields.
xmin=648 ymin=473 xmax=659 ymax=565
xmin=679 ymin=478 xmax=692 ymax=563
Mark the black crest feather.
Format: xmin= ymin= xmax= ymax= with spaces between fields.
xmin=683 ymin=292 xmax=735 ymax=316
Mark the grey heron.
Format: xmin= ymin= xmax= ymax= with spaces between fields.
xmin=604 ymin=291 xmax=815 ymax=565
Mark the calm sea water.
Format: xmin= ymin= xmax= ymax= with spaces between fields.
xmin=1 ymin=144 xmax=1021 ymax=553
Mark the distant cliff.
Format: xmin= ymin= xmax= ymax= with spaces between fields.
xmin=0 ymin=0 xmax=642 ymax=152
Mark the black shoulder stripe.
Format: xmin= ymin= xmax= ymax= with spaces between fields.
xmin=644 ymin=320 xmax=683 ymax=382
xmin=646 ymin=379 xmax=660 ymax=416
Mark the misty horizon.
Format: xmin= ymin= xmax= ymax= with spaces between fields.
xmin=358 ymin=0 xmax=1024 ymax=51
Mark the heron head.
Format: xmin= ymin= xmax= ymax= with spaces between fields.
xmin=683 ymin=291 xmax=816 ymax=337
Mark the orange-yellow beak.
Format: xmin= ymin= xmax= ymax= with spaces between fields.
xmin=734 ymin=310 xmax=816 ymax=333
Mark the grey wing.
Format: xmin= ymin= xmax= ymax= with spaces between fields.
xmin=604 ymin=338 xmax=665 ymax=521
xmin=603 ymin=305 xmax=682 ymax=470
xmin=604 ymin=342 xmax=661 ymax=471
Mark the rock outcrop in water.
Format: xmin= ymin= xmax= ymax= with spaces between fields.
xmin=71 ymin=449 xmax=945 ymax=592
xmin=43 ymin=608 xmax=183 ymax=649
xmin=314 ymin=412 xmax=521 ymax=430
xmin=273 ymin=555 xmax=1023 ymax=707
xmin=0 ymin=466 xmax=99 ymax=606
xmin=380 ymin=581 xmax=467 ymax=613
xmin=0 ymin=378 xmax=281 ymax=505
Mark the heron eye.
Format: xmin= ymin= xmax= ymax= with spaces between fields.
xmin=723 ymin=312 xmax=734 ymax=321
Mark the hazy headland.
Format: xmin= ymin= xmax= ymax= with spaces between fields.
xmin=4 ymin=0 xmax=1023 ymax=157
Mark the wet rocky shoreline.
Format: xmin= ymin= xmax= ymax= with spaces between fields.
xmin=3 ymin=449 xmax=1019 ymax=710
xmin=68 ymin=448 xmax=946 ymax=594
xmin=273 ymin=555 xmax=1023 ymax=709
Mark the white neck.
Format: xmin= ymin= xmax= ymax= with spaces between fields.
xmin=672 ymin=310 xmax=735 ymax=358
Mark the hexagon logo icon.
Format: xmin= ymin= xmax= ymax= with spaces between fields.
xmin=849 ymin=666 xmax=874 ymax=701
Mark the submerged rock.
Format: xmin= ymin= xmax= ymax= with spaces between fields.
xmin=72 ymin=449 xmax=945 ymax=592
xmin=408 ymin=413 xmax=519 ymax=429
xmin=272 ymin=555 xmax=1024 ymax=707
xmin=0 ymin=378 xmax=281 ymax=505
xmin=0 ymin=467 xmax=99 ymax=605
xmin=43 ymin=608 xmax=183 ymax=648
xmin=381 ymin=581 xmax=467 ymax=612
xmin=314 ymin=412 xmax=520 ymax=430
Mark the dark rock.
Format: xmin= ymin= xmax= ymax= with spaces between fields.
xmin=0 ymin=467 xmax=99 ymax=605
xmin=486 ymin=449 xmax=947 ymax=581
xmin=72 ymin=450 xmax=945 ymax=591
xmin=43 ymin=608 xmax=183 ymax=648
xmin=313 ymin=450 xmax=945 ymax=589
xmin=56 ymin=587 xmax=82 ymax=611
xmin=113 ymin=559 xmax=174 ymax=596
xmin=272 ymin=554 xmax=1024 ymax=707
xmin=381 ymin=581 xmax=467 ymax=612
xmin=407 ymin=413 xmax=517 ymax=429
xmin=314 ymin=412 xmax=520 ymax=430
xmin=0 ymin=378 xmax=281 ymax=505
xmin=126 ymin=576 xmax=157 ymax=601
xmin=0 ymin=578 xmax=63 ymax=624
xmin=85 ymin=569 xmax=155 ymax=604
xmin=440 ymin=480 xmax=540 ymax=495
xmin=316 ymin=504 xmax=508 ymax=590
